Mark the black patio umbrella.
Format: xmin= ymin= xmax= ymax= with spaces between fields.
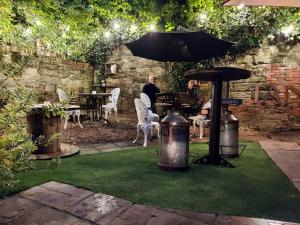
xmin=125 ymin=30 xmax=233 ymax=62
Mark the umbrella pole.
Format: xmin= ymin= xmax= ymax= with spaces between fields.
xmin=193 ymin=77 xmax=234 ymax=167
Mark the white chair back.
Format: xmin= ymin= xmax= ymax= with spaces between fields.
xmin=140 ymin=93 xmax=151 ymax=109
xmin=134 ymin=98 xmax=148 ymax=124
xmin=203 ymin=99 xmax=211 ymax=110
xmin=109 ymin=88 xmax=120 ymax=107
xmin=57 ymin=88 xmax=69 ymax=103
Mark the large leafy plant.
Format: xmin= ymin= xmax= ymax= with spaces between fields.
xmin=0 ymin=55 xmax=36 ymax=196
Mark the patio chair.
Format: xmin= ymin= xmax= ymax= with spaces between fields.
xmin=56 ymin=88 xmax=83 ymax=129
xmin=102 ymin=88 xmax=120 ymax=123
xmin=188 ymin=99 xmax=211 ymax=139
xmin=133 ymin=98 xmax=160 ymax=147
xmin=140 ymin=93 xmax=159 ymax=121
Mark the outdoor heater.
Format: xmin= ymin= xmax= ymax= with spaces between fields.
xmin=155 ymin=93 xmax=190 ymax=171
xmin=158 ymin=110 xmax=190 ymax=171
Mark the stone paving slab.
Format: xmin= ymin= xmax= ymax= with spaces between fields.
xmin=109 ymin=204 xmax=208 ymax=225
xmin=2 ymin=181 xmax=300 ymax=225
xmin=259 ymin=140 xmax=300 ymax=192
xmin=68 ymin=192 xmax=133 ymax=224
xmin=260 ymin=141 xmax=300 ymax=151
xmin=78 ymin=141 xmax=158 ymax=155
xmin=20 ymin=182 xmax=93 ymax=211
xmin=214 ymin=215 xmax=299 ymax=225
xmin=0 ymin=195 xmax=94 ymax=225
xmin=160 ymin=208 xmax=216 ymax=225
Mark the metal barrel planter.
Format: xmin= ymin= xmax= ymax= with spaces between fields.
xmin=27 ymin=108 xmax=62 ymax=157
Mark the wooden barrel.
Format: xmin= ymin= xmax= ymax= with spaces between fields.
xmin=27 ymin=109 xmax=62 ymax=156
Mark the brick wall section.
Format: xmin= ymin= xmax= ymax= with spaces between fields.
xmin=227 ymin=41 xmax=300 ymax=132
xmin=0 ymin=46 xmax=94 ymax=102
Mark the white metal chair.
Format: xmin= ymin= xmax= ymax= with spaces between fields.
xmin=188 ymin=100 xmax=211 ymax=139
xmin=102 ymin=88 xmax=120 ymax=123
xmin=56 ymin=88 xmax=82 ymax=129
xmin=133 ymin=98 xmax=160 ymax=147
xmin=140 ymin=93 xmax=159 ymax=121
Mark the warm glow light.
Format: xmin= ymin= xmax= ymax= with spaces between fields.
xmin=281 ymin=25 xmax=294 ymax=37
xmin=34 ymin=19 xmax=42 ymax=26
xmin=63 ymin=25 xmax=70 ymax=32
xmin=237 ymin=3 xmax=244 ymax=9
xmin=104 ymin=31 xmax=111 ymax=38
xmin=23 ymin=28 xmax=32 ymax=37
xmin=130 ymin=24 xmax=137 ymax=32
xmin=149 ymin=24 xmax=155 ymax=31
xmin=267 ymin=34 xmax=275 ymax=40
xmin=198 ymin=13 xmax=207 ymax=23
xmin=113 ymin=22 xmax=120 ymax=30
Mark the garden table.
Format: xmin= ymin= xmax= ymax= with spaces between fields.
xmin=90 ymin=84 xmax=117 ymax=93
xmin=185 ymin=67 xmax=251 ymax=167
xmin=78 ymin=93 xmax=111 ymax=122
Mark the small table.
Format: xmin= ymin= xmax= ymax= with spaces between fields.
xmin=78 ymin=93 xmax=111 ymax=122
xmin=185 ymin=67 xmax=251 ymax=167
xmin=155 ymin=92 xmax=193 ymax=115
xmin=90 ymin=85 xmax=116 ymax=93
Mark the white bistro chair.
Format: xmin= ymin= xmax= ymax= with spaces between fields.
xmin=56 ymin=88 xmax=83 ymax=129
xmin=188 ymin=100 xmax=211 ymax=139
xmin=133 ymin=98 xmax=160 ymax=147
xmin=102 ymin=88 xmax=120 ymax=123
xmin=140 ymin=93 xmax=159 ymax=121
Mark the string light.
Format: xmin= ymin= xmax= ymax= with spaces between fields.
xmin=63 ymin=25 xmax=70 ymax=32
xmin=130 ymin=24 xmax=137 ymax=32
xmin=281 ymin=25 xmax=294 ymax=37
xmin=104 ymin=31 xmax=111 ymax=38
xmin=237 ymin=3 xmax=244 ymax=9
xmin=267 ymin=34 xmax=275 ymax=40
xmin=23 ymin=28 xmax=32 ymax=37
xmin=149 ymin=24 xmax=155 ymax=31
xmin=198 ymin=13 xmax=207 ymax=23
xmin=34 ymin=19 xmax=42 ymax=26
xmin=113 ymin=21 xmax=120 ymax=30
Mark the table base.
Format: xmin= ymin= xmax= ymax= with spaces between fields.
xmin=192 ymin=154 xmax=235 ymax=168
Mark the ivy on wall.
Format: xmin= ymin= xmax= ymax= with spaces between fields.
xmin=0 ymin=0 xmax=299 ymax=87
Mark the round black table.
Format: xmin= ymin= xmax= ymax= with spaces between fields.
xmin=185 ymin=67 xmax=251 ymax=166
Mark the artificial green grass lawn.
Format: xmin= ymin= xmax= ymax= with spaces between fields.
xmin=8 ymin=142 xmax=300 ymax=222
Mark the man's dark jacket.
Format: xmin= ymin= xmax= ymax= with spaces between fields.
xmin=142 ymin=83 xmax=160 ymax=112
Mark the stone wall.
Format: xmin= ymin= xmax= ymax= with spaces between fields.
xmin=106 ymin=45 xmax=167 ymax=112
xmin=226 ymin=41 xmax=300 ymax=132
xmin=0 ymin=46 xmax=94 ymax=102
xmin=107 ymin=42 xmax=300 ymax=131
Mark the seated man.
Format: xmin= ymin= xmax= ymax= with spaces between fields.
xmin=201 ymin=99 xmax=211 ymax=119
xmin=188 ymin=99 xmax=211 ymax=139
xmin=142 ymin=75 xmax=160 ymax=113
xmin=186 ymin=80 xmax=198 ymax=99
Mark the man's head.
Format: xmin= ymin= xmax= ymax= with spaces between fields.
xmin=148 ymin=76 xmax=157 ymax=85
xmin=188 ymin=80 xmax=194 ymax=89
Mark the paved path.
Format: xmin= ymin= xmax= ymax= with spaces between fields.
xmin=259 ymin=140 xmax=300 ymax=192
xmin=1 ymin=181 xmax=299 ymax=225
xmin=78 ymin=141 xmax=158 ymax=155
